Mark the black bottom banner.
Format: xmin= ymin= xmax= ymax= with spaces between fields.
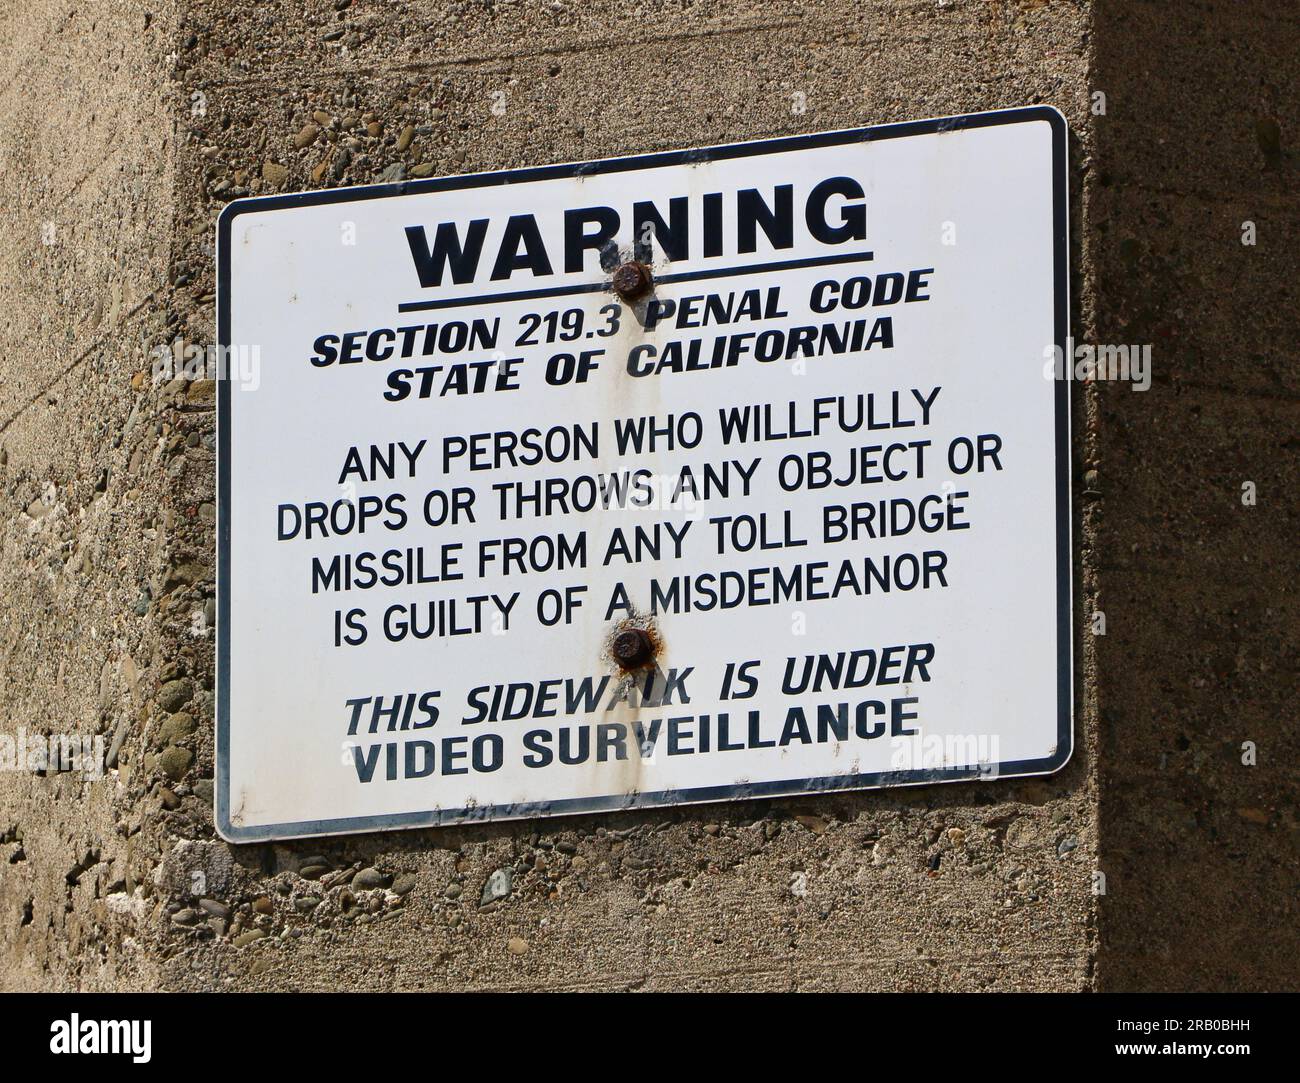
xmin=3 ymin=990 xmax=1290 ymax=1069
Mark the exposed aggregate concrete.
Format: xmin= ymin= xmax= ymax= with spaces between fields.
xmin=30 ymin=0 xmax=1292 ymax=991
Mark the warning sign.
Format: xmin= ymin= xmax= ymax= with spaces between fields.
xmin=216 ymin=106 xmax=1072 ymax=841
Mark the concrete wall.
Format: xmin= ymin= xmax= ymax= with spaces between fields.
xmin=6 ymin=0 xmax=1284 ymax=993
xmin=1090 ymin=0 xmax=1299 ymax=991
xmin=0 ymin=0 xmax=178 ymax=990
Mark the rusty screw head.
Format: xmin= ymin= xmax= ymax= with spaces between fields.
xmin=612 ymin=627 xmax=654 ymax=669
xmin=611 ymin=261 xmax=653 ymax=302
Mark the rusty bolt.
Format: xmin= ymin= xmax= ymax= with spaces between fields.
xmin=612 ymin=628 xmax=654 ymax=669
xmin=611 ymin=261 xmax=652 ymax=302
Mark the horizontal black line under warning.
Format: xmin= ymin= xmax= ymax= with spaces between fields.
xmin=395 ymin=251 xmax=875 ymax=313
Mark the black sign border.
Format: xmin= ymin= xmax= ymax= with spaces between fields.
xmin=216 ymin=105 xmax=1073 ymax=842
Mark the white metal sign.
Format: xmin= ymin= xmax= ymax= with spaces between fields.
xmin=217 ymin=107 xmax=1072 ymax=842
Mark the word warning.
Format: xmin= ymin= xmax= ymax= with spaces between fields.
xmin=217 ymin=107 xmax=1072 ymax=841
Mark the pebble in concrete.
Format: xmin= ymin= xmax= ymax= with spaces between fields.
xmin=352 ymin=867 xmax=390 ymax=890
xmin=481 ymin=867 xmax=512 ymax=906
